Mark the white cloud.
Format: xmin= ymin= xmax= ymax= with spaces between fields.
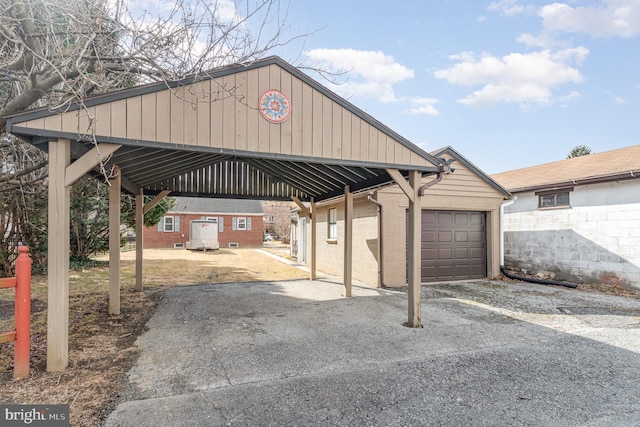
xmin=434 ymin=48 xmax=588 ymax=108
xmin=540 ymin=0 xmax=640 ymax=38
xmin=517 ymin=32 xmax=556 ymax=48
xmin=615 ymin=96 xmax=626 ymax=103
xmin=304 ymin=48 xmax=414 ymax=103
xmin=487 ymin=0 xmax=537 ymax=16
xmin=405 ymin=97 xmax=440 ymax=116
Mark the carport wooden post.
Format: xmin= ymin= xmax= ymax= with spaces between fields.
xmin=46 ymin=141 xmax=122 ymax=371
xmin=135 ymin=188 xmax=144 ymax=291
xmin=386 ymin=168 xmax=423 ymax=328
xmin=407 ymin=170 xmax=422 ymax=327
xmin=310 ymin=198 xmax=317 ymax=280
xmin=109 ymin=166 xmax=121 ymax=315
xmin=47 ymin=139 xmax=71 ymax=371
xmin=134 ymin=190 xmax=171 ymax=291
xmin=344 ymin=186 xmax=353 ymax=297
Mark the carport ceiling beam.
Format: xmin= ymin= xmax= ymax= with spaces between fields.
xmin=129 ymin=153 xmax=220 ymax=185
xmin=313 ymin=171 xmax=397 ymax=202
xmin=295 ymin=162 xmax=347 ymax=190
xmin=245 ymin=159 xmax=325 ymax=196
xmin=269 ymin=160 xmax=334 ymax=194
xmin=121 ymin=151 xmax=195 ymax=181
xmin=109 ymin=149 xmax=207 ymax=174
xmin=323 ymin=163 xmax=370 ymax=182
xmin=304 ymin=163 xmax=349 ymax=187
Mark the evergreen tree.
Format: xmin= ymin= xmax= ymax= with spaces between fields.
xmin=567 ymin=145 xmax=593 ymax=158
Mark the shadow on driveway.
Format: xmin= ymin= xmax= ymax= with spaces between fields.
xmin=105 ymin=279 xmax=640 ymax=426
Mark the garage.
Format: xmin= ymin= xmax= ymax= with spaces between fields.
xmin=419 ymin=210 xmax=486 ymax=282
xmin=307 ymin=146 xmax=510 ymax=288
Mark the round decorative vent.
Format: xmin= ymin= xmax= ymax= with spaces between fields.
xmin=258 ymin=89 xmax=291 ymax=123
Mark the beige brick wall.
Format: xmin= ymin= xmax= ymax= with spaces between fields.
xmin=309 ymin=198 xmax=380 ymax=286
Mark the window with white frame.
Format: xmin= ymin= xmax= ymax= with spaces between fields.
xmin=159 ymin=215 xmax=180 ymax=232
xmin=328 ymin=208 xmax=337 ymax=240
xmin=164 ymin=216 xmax=174 ymax=231
xmin=237 ymin=217 xmax=247 ymax=230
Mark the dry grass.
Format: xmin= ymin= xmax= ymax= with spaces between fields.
xmin=0 ymin=248 xmax=307 ymax=426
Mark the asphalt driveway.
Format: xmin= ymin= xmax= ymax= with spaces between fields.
xmin=105 ymin=278 xmax=640 ymax=426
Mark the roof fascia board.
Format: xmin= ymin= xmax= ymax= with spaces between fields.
xmin=508 ymin=172 xmax=640 ymax=194
xmin=10 ymin=126 xmax=439 ymax=173
xmin=432 ymin=146 xmax=511 ymax=197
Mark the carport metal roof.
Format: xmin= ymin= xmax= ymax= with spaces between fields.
xmin=6 ymin=56 xmax=441 ymax=372
xmin=6 ymin=56 xmax=442 ymax=201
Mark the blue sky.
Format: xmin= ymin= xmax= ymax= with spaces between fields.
xmin=272 ymin=0 xmax=640 ymax=174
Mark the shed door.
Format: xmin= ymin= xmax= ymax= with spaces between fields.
xmin=410 ymin=210 xmax=486 ymax=282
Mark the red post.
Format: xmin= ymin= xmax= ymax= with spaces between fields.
xmin=14 ymin=246 xmax=31 ymax=380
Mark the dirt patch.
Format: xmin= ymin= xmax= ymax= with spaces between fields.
xmin=499 ymin=270 xmax=640 ymax=301
xmin=0 ymin=248 xmax=307 ymax=426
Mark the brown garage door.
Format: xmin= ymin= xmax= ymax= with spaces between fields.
xmin=409 ymin=210 xmax=486 ymax=282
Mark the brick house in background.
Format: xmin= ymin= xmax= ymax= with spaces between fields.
xmin=144 ymin=197 xmax=264 ymax=249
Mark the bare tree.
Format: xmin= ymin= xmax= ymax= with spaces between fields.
xmin=263 ymin=201 xmax=292 ymax=242
xmin=0 ymin=0 xmax=302 ymax=272
xmin=1 ymin=0 xmax=300 ymax=132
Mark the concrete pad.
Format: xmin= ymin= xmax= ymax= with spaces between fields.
xmin=105 ymin=279 xmax=640 ymax=426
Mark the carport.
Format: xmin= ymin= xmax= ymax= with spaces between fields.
xmin=5 ymin=56 xmax=443 ymax=371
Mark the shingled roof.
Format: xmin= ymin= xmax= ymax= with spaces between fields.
xmin=491 ymin=145 xmax=640 ymax=193
xmin=170 ymin=197 xmax=263 ymax=214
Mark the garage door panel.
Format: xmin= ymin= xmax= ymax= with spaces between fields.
xmin=470 ymin=213 xmax=483 ymax=224
xmin=413 ymin=210 xmax=486 ymax=282
xmin=454 ymin=247 xmax=469 ymax=259
xmin=422 ymin=231 xmax=436 ymax=243
xmin=422 ymin=211 xmax=436 ymax=224
xmin=454 ymin=231 xmax=469 ymax=242
xmin=470 ymin=248 xmax=485 ymax=259
xmin=438 ymin=231 xmax=453 ymax=242
xmin=437 ymin=212 xmax=453 ymax=224
xmin=469 ymin=231 xmax=484 ymax=242
xmin=454 ymin=212 xmax=470 ymax=225
xmin=438 ymin=248 xmax=453 ymax=260
xmin=423 ymin=249 xmax=437 ymax=259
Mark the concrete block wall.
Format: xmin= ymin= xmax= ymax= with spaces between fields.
xmin=503 ymin=183 xmax=640 ymax=289
xmin=312 ymin=199 xmax=379 ymax=286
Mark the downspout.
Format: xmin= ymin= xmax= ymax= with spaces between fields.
xmin=368 ymin=192 xmax=384 ymax=288
xmin=499 ymin=197 xmax=577 ymax=288
xmin=499 ymin=197 xmax=516 ymax=267
xmin=418 ymin=171 xmax=444 ymax=196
